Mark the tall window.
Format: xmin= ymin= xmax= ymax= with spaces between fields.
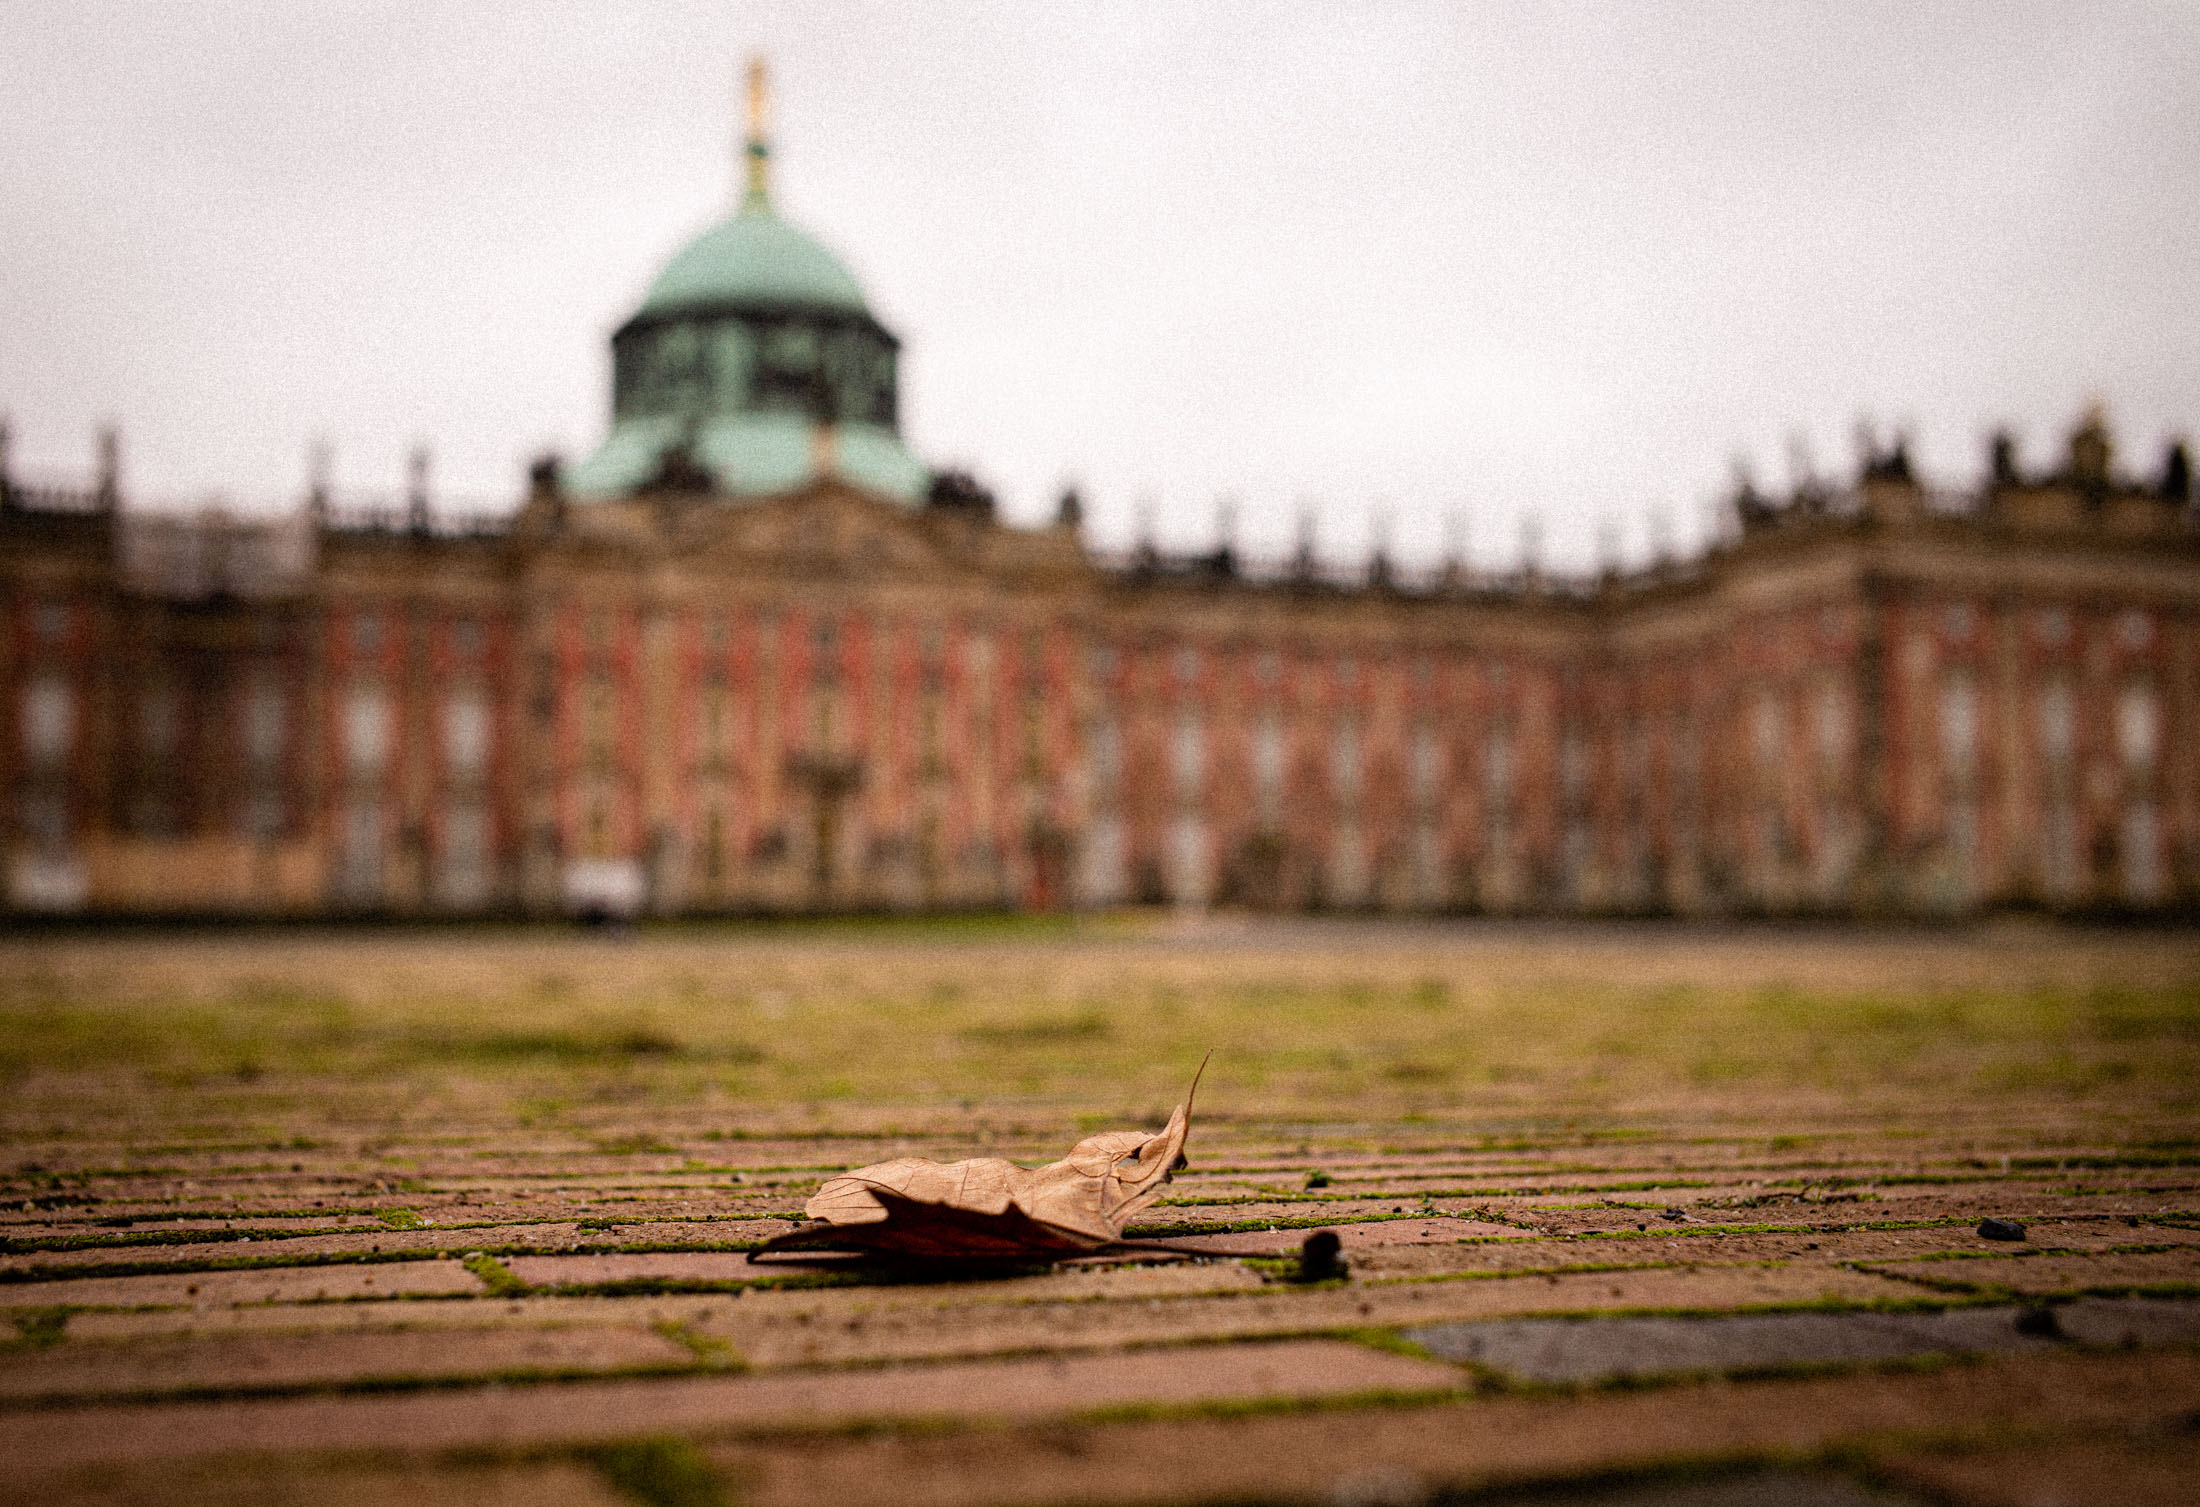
xmin=21 ymin=674 xmax=73 ymax=769
xmin=2037 ymin=679 xmax=2075 ymax=770
xmin=1751 ymin=690 xmax=1782 ymax=773
xmin=1410 ymin=723 xmax=1442 ymax=809
xmin=1020 ymin=696 xmax=1045 ymax=776
xmin=702 ymin=686 xmax=730 ymax=763
xmin=140 ymin=683 xmax=178 ymax=759
xmin=243 ymin=678 xmax=285 ymax=772
xmin=342 ymin=798 xmax=382 ymax=898
xmin=1559 ymin=728 xmax=1588 ymax=803
xmin=443 ymin=689 xmax=489 ymax=780
xmin=1331 ymin=819 xmax=1366 ymax=904
xmin=584 ymin=678 xmax=615 ymax=767
xmin=1087 ymin=715 xmax=1120 ymax=797
xmin=1939 ymin=673 xmax=1978 ymax=777
xmin=1171 ymin=711 xmax=1205 ymax=804
xmin=2125 ymin=801 xmax=2162 ymax=902
xmin=2120 ymin=680 xmax=2162 ymax=903
xmin=2117 ymin=681 xmax=2159 ymax=774
xmin=1170 ymin=814 xmax=1207 ymax=905
xmin=344 ymin=684 xmax=390 ymax=777
xmin=1484 ymin=727 xmax=1514 ymax=807
xmin=1672 ymin=714 xmax=1701 ymax=851
xmin=1251 ymin=714 xmax=1284 ymax=828
xmin=921 ymin=691 xmax=946 ymax=775
xmin=243 ymin=789 xmax=284 ymax=840
xmin=1331 ymin=719 xmax=1361 ymax=807
xmin=1484 ymin=726 xmax=1514 ymax=860
xmin=1081 ymin=812 xmax=1125 ymax=904
xmin=701 ymin=808 xmax=727 ymax=887
xmin=442 ymin=801 xmax=487 ymax=904
xmin=1813 ymin=679 xmax=1847 ymax=771
xmin=1940 ymin=672 xmax=1980 ymax=880
xmin=2038 ymin=678 xmax=2077 ymax=898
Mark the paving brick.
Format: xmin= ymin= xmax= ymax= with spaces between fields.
xmin=503 ymin=1251 xmax=758 ymax=1287
xmin=0 ymin=1322 xmax=696 ymax=1402
xmin=3 ymin=1338 xmax=1462 ymax=1478
xmin=707 ymin=1350 xmax=2200 ymax=1507
xmin=1878 ymin=1431 xmax=2200 ymax=1507
xmin=0 ymin=1257 xmax=486 ymax=1309
xmin=37 ymin=1459 xmax=632 ymax=1507
xmin=1866 ymin=1249 xmax=2200 ymax=1296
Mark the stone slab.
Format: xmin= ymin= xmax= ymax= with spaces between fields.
xmin=2053 ymin=1295 xmax=2200 ymax=1347
xmin=1406 ymin=1306 xmax=2073 ymax=1383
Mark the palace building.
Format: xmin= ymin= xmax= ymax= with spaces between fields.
xmin=4 ymin=67 xmax=2197 ymax=919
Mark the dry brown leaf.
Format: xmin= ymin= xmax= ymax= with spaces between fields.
xmin=751 ymin=1055 xmax=1209 ymax=1263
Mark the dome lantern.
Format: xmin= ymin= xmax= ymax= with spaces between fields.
xmin=743 ymin=55 xmax=771 ymax=211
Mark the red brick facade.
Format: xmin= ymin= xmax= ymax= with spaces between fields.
xmin=2 ymin=417 xmax=2195 ymax=916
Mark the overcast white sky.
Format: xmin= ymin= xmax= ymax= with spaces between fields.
xmin=3 ymin=2 xmax=2196 ymax=569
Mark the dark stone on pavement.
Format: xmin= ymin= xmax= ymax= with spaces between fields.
xmin=1976 ymin=1218 xmax=2027 ymax=1241
xmin=1293 ymin=1229 xmax=1347 ymax=1283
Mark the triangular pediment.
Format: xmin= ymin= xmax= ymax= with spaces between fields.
xmin=668 ymin=481 xmax=968 ymax=580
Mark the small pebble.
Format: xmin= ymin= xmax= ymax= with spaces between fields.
xmin=1292 ymin=1229 xmax=1347 ymax=1283
xmin=1977 ymin=1217 xmax=2027 ymax=1241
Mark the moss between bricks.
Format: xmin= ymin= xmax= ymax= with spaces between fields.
xmin=461 ymin=1252 xmax=528 ymax=1297
xmin=588 ymin=1436 xmax=729 ymax=1507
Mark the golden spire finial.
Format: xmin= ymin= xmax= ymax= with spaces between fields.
xmin=743 ymin=56 xmax=771 ymax=208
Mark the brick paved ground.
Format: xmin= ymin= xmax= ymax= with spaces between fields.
xmin=3 ymin=917 xmax=2197 ymax=1505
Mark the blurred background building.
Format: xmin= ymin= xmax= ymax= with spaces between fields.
xmin=4 ymin=66 xmax=2196 ymax=919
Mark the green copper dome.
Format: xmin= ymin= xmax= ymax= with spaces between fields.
xmin=568 ymin=64 xmax=929 ymax=507
xmin=639 ymin=204 xmax=870 ymax=318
